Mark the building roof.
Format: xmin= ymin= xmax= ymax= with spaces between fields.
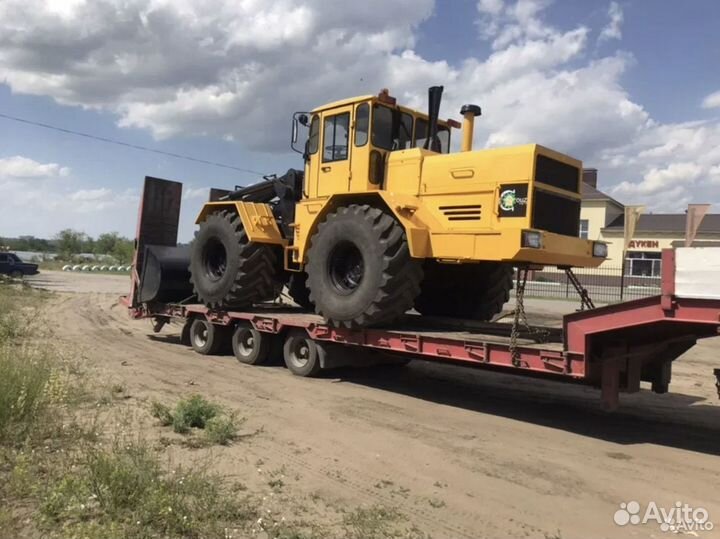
xmin=581 ymin=182 xmax=624 ymax=207
xmin=603 ymin=213 xmax=720 ymax=234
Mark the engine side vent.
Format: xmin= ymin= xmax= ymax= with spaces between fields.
xmin=439 ymin=204 xmax=482 ymax=221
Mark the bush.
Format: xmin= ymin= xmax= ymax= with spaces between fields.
xmin=204 ymin=415 xmax=239 ymax=446
xmin=150 ymin=396 xmax=240 ymax=445
xmin=172 ymin=395 xmax=221 ymax=433
xmin=149 ymin=401 xmax=173 ymax=427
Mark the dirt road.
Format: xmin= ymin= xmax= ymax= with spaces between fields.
xmin=32 ymin=271 xmax=720 ymax=538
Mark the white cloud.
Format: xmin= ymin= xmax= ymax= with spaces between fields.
xmin=702 ymin=90 xmax=720 ymax=109
xmin=0 ymin=0 xmax=719 ymax=227
xmin=183 ymin=187 xmax=210 ymax=201
xmin=0 ymin=155 xmax=69 ymax=178
xmin=598 ymin=1 xmax=623 ymax=42
xmin=477 ymin=0 xmax=504 ymax=16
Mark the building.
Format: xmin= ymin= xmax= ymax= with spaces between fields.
xmin=579 ymin=169 xmax=720 ymax=277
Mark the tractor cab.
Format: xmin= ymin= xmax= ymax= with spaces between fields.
xmin=292 ymin=89 xmax=453 ymax=199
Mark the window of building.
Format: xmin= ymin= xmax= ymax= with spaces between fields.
xmin=322 ymin=112 xmax=349 ymax=162
xmin=579 ymin=219 xmax=589 ymax=239
xmin=355 ymin=103 xmax=369 ymax=147
xmin=625 ymin=251 xmax=662 ymax=277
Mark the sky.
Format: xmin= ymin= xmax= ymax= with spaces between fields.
xmin=1 ymin=0 xmax=719 ymax=241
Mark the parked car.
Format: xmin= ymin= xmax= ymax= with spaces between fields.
xmin=0 ymin=252 xmax=39 ymax=278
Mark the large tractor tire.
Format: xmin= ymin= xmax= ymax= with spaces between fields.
xmin=414 ymin=261 xmax=512 ymax=321
xmin=306 ymin=204 xmax=422 ymax=328
xmin=189 ymin=210 xmax=281 ymax=309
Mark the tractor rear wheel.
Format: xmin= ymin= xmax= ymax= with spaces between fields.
xmin=306 ymin=204 xmax=422 ymax=328
xmin=414 ymin=261 xmax=512 ymax=321
xmin=189 ymin=210 xmax=281 ymax=309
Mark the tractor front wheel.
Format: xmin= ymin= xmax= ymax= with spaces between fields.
xmin=189 ymin=210 xmax=281 ymax=309
xmin=306 ymin=204 xmax=422 ymax=328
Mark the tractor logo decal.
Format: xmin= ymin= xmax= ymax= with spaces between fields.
xmin=500 ymin=189 xmax=517 ymax=212
xmin=498 ymin=184 xmax=528 ymax=217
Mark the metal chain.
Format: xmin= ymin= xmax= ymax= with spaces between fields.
xmin=510 ymin=267 xmax=549 ymax=366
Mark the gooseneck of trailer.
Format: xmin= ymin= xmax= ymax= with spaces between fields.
xmin=123 ymin=177 xmax=720 ymax=410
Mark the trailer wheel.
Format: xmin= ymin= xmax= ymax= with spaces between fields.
xmin=231 ymin=322 xmax=271 ymax=365
xmin=189 ymin=318 xmax=225 ymax=355
xmin=283 ymin=330 xmax=324 ymax=377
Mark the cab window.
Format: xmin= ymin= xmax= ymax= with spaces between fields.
xmin=355 ymin=103 xmax=369 ymax=147
xmin=307 ymin=115 xmax=320 ymax=154
xmin=414 ymin=119 xmax=449 ymax=153
xmin=323 ymin=112 xmax=350 ymax=162
xmin=372 ymin=105 xmax=413 ymax=151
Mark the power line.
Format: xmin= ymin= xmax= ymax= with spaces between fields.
xmin=0 ymin=111 xmax=266 ymax=176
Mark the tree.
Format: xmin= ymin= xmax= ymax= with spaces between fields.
xmin=55 ymin=229 xmax=87 ymax=259
xmin=111 ymin=239 xmax=134 ymax=264
xmin=95 ymin=232 xmax=121 ymax=255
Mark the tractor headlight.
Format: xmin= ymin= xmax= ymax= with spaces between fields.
xmin=593 ymin=241 xmax=608 ymax=258
xmin=521 ymin=230 xmax=542 ymax=249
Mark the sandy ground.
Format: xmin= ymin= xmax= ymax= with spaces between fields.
xmin=26 ymin=271 xmax=720 ymax=538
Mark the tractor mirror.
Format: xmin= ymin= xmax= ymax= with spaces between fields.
xmin=291 ymin=112 xmax=310 ymax=154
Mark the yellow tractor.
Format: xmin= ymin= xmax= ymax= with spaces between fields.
xmin=189 ymin=87 xmax=606 ymax=328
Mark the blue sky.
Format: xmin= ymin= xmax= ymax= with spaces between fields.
xmin=1 ymin=0 xmax=720 ymax=241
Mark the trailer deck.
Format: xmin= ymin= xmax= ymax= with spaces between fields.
xmin=125 ymin=177 xmax=720 ymax=411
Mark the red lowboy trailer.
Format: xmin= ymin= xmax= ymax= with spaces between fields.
xmin=123 ymin=177 xmax=720 ymax=410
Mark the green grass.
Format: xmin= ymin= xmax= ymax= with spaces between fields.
xmin=38 ymin=438 xmax=256 ymax=539
xmin=0 ymin=282 xmax=427 ymax=539
xmin=151 ymin=395 xmax=240 ymax=445
xmin=0 ymin=282 xmax=63 ymax=444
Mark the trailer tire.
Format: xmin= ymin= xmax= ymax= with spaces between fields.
xmin=189 ymin=210 xmax=281 ymax=309
xmin=283 ymin=330 xmax=324 ymax=377
xmin=180 ymin=319 xmax=193 ymax=346
xmin=231 ymin=322 xmax=271 ymax=365
xmin=189 ymin=318 xmax=225 ymax=355
xmin=306 ymin=204 xmax=422 ymax=328
xmin=414 ymin=261 xmax=512 ymax=321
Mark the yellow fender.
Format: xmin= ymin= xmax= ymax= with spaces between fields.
xmin=291 ymin=192 xmax=437 ymax=265
xmin=195 ymin=201 xmax=286 ymax=246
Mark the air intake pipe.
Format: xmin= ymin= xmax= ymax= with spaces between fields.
xmin=460 ymin=104 xmax=481 ymax=152
xmin=424 ymin=86 xmax=444 ymax=152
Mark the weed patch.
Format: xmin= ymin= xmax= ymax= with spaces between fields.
xmin=38 ymin=438 xmax=257 ymax=538
xmin=151 ymin=395 xmax=241 ymax=446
